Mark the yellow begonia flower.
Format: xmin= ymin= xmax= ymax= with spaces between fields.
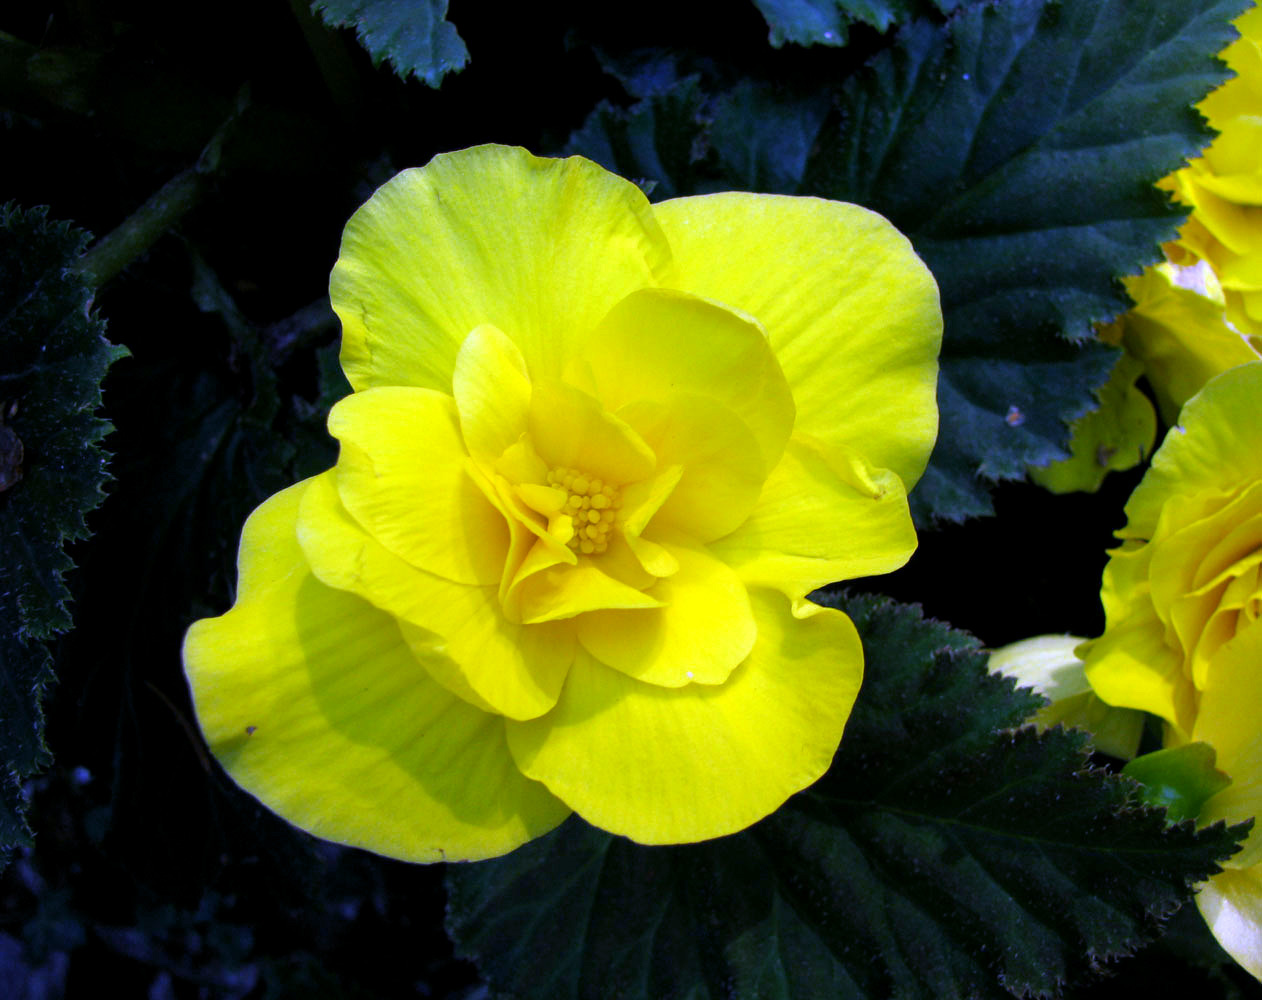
xmin=1160 ymin=1 xmax=1262 ymax=338
xmin=1081 ymin=362 xmax=1262 ymax=981
xmin=988 ymin=635 xmax=1144 ymax=760
xmin=182 ymin=145 xmax=943 ymax=862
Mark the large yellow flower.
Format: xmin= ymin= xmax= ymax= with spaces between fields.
xmin=1161 ymin=1 xmax=1262 ymax=338
xmin=182 ymin=145 xmax=942 ymax=862
xmin=1082 ymin=362 xmax=1262 ymax=979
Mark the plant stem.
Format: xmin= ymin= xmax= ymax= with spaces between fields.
xmin=76 ymin=167 xmax=207 ymax=289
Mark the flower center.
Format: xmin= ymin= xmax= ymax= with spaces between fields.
xmin=547 ymin=466 xmax=622 ymax=555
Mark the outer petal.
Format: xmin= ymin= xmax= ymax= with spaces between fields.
xmin=1197 ymin=867 xmax=1262 ymax=982
xmin=506 ymin=589 xmax=862 ymax=844
xmin=571 ymin=287 xmax=794 ymax=473
xmin=182 ymin=479 xmax=569 ymax=862
xmin=297 ymin=471 xmax=572 ymax=721
xmin=329 ymin=386 xmax=506 ymax=585
xmin=1081 ymin=609 xmax=1193 ymax=736
xmin=333 ymin=145 xmax=671 ymax=391
xmin=576 ymin=541 xmax=757 ymax=688
xmin=709 ymin=434 xmax=917 ymax=600
xmin=1120 ymin=363 xmax=1262 ymax=540
xmin=652 ymin=193 xmax=942 ymax=489
xmin=1195 ymin=620 xmax=1262 ymax=871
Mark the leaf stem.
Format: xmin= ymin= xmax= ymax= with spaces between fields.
xmin=76 ymin=91 xmax=247 ymax=290
xmin=76 ymin=167 xmax=207 ymax=289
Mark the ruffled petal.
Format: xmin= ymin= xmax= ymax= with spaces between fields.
xmin=571 ymin=287 xmax=794 ymax=473
xmin=1195 ymin=620 xmax=1262 ymax=871
xmin=182 ymin=479 xmax=569 ymax=862
xmin=333 ymin=145 xmax=671 ymax=392
xmin=528 ymin=380 xmax=657 ymax=486
xmin=1121 ymin=363 xmax=1262 ymax=540
xmin=297 ymin=471 xmax=572 ymax=720
xmin=329 ymin=387 xmax=507 ymax=586
xmin=616 ymin=395 xmax=765 ymax=542
xmin=1081 ymin=608 xmax=1193 ymax=736
xmin=652 ymin=193 xmax=941 ymax=489
xmin=576 ymin=541 xmax=756 ymax=687
xmin=709 ymin=434 xmax=916 ymax=600
xmin=453 ymin=324 xmax=533 ymax=462
xmin=506 ymin=590 xmax=862 ymax=844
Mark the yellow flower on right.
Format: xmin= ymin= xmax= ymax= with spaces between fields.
xmin=1081 ymin=362 xmax=1262 ymax=980
xmin=1160 ymin=0 xmax=1262 ymax=342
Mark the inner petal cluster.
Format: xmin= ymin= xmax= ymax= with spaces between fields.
xmin=547 ymin=467 xmax=622 ymax=555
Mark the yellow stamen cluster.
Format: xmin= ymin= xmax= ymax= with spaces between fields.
xmin=547 ymin=467 xmax=621 ymax=555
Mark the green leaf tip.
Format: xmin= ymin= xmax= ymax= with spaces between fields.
xmin=749 ymin=0 xmax=972 ymax=48
xmin=1124 ymin=744 xmax=1235 ymax=825
xmin=448 ymin=593 xmax=1246 ymax=1000
xmin=0 ymin=202 xmax=125 ymax=858
xmin=311 ymin=0 xmax=469 ymax=88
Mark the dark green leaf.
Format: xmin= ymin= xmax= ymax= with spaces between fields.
xmin=566 ymin=75 xmax=720 ymax=200
xmin=0 ymin=204 xmax=125 ymax=853
xmin=710 ymin=82 xmax=832 ymax=195
xmin=750 ymin=0 xmax=969 ymax=47
xmin=447 ymin=594 xmax=1247 ymax=1000
xmin=311 ymin=0 xmax=468 ymax=87
xmin=802 ymin=0 xmax=1246 ymax=520
xmin=568 ymin=60 xmax=832 ymax=199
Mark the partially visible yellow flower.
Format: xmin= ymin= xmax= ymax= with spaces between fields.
xmin=1118 ymin=260 xmax=1261 ymax=426
xmin=1161 ymin=1 xmax=1262 ymax=338
xmin=182 ymin=145 xmax=942 ymax=862
xmin=988 ymin=635 xmax=1143 ymax=760
xmin=1033 ymin=3 xmax=1262 ymax=493
xmin=1082 ymin=362 xmax=1262 ymax=980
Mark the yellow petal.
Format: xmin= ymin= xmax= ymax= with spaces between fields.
xmin=1195 ymin=621 xmax=1262 ymax=871
xmin=571 ymin=287 xmax=794 ymax=473
xmin=182 ymin=479 xmax=569 ymax=862
xmin=453 ymin=324 xmax=532 ymax=461
xmin=1120 ymin=265 xmax=1260 ymax=425
xmin=616 ymin=395 xmax=765 ymax=542
xmin=1121 ymin=363 xmax=1262 ymax=541
xmin=329 ymin=386 xmax=506 ymax=585
xmin=510 ymin=557 xmax=664 ymax=624
xmin=506 ymin=589 xmax=862 ymax=844
xmin=1081 ymin=610 xmax=1193 ymax=736
xmin=653 ymin=192 xmax=941 ymax=490
xmin=1197 ymin=866 xmax=1262 ymax=982
xmin=709 ymin=433 xmax=917 ymax=600
xmin=528 ymin=380 xmax=657 ymax=486
xmin=576 ymin=541 xmax=756 ymax=687
xmin=333 ymin=145 xmax=671 ymax=392
xmin=297 ymin=471 xmax=572 ymax=720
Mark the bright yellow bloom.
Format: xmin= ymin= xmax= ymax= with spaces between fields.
xmin=1082 ymin=362 xmax=1262 ymax=980
xmin=182 ymin=145 xmax=942 ymax=861
xmin=1161 ymin=1 xmax=1262 ymax=340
